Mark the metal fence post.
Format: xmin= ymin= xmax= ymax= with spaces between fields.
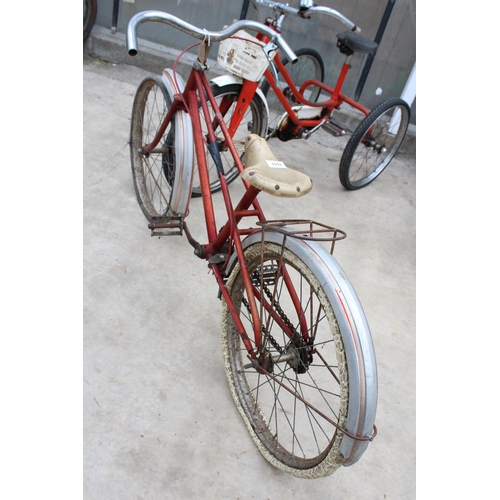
xmin=354 ymin=0 xmax=396 ymax=101
xmin=240 ymin=0 xmax=251 ymax=20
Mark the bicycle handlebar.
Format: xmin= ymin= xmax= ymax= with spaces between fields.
xmin=126 ymin=10 xmax=298 ymax=64
xmin=252 ymin=0 xmax=360 ymax=33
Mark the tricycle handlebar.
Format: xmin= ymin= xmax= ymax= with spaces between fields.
xmin=252 ymin=0 xmax=361 ymax=33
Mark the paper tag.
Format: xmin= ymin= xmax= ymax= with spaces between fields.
xmin=217 ymin=31 xmax=270 ymax=82
xmin=266 ymin=160 xmax=287 ymax=169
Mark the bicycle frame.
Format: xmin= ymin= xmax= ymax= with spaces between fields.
xmin=264 ymin=48 xmax=370 ymax=123
xmin=143 ymin=45 xmax=311 ymax=365
xmin=226 ymin=17 xmax=372 ymax=140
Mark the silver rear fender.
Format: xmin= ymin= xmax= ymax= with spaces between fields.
xmin=226 ymin=228 xmax=378 ymax=466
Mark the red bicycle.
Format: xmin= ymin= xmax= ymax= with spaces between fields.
xmin=198 ymin=0 xmax=410 ymax=191
xmin=127 ymin=10 xmax=377 ymax=478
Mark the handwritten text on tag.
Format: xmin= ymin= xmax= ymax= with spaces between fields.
xmin=266 ymin=160 xmax=287 ymax=169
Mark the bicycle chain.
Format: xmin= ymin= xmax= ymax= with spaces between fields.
xmin=241 ymin=296 xmax=283 ymax=354
xmin=240 ymin=266 xmax=314 ymax=372
xmin=255 ymin=267 xmax=315 ymax=369
xmin=253 ymin=267 xmax=299 ymax=344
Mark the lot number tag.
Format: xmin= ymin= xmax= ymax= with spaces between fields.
xmin=266 ymin=160 xmax=287 ymax=169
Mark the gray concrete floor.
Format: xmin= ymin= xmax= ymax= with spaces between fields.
xmin=83 ymin=53 xmax=415 ymax=499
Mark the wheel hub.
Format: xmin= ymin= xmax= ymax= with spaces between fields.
xmin=255 ymin=350 xmax=274 ymax=374
xmin=284 ymin=344 xmax=302 ymax=371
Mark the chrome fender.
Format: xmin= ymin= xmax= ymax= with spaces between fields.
xmin=210 ymin=75 xmax=269 ymax=135
xmin=160 ymin=68 xmax=194 ymax=216
xmin=226 ymin=228 xmax=378 ymax=466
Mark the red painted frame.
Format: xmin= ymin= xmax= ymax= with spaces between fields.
xmin=223 ymin=20 xmax=372 ymax=141
xmin=141 ymin=59 xmax=309 ymax=362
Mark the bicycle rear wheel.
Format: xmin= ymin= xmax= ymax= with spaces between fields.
xmin=130 ymin=75 xmax=193 ymax=221
xmin=339 ymin=98 xmax=410 ymax=190
xmin=260 ymin=48 xmax=325 ymax=134
xmin=221 ymin=234 xmax=377 ymax=478
xmin=191 ymin=83 xmax=265 ymax=197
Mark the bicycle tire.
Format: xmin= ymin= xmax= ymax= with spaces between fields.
xmin=83 ymin=0 xmax=97 ymax=41
xmin=260 ymin=48 xmax=325 ymax=134
xmin=339 ymin=97 xmax=410 ymax=190
xmin=221 ymin=232 xmax=377 ymax=478
xmin=130 ymin=75 xmax=193 ymax=221
xmin=191 ymin=83 xmax=266 ymax=197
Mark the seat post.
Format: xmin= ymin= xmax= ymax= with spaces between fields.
xmin=332 ymin=59 xmax=351 ymax=101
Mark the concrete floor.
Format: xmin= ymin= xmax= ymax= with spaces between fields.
xmin=83 ymin=53 xmax=415 ymax=499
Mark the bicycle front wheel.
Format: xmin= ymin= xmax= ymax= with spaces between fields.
xmin=339 ymin=98 xmax=410 ymax=190
xmin=191 ymin=83 xmax=266 ymax=197
xmin=130 ymin=76 xmax=192 ymax=220
xmin=221 ymin=236 xmax=376 ymax=478
xmin=260 ymin=48 xmax=325 ymax=134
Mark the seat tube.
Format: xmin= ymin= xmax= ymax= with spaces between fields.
xmin=187 ymin=88 xmax=218 ymax=243
xmin=332 ymin=61 xmax=351 ymax=100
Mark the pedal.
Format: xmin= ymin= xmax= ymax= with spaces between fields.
xmin=148 ymin=216 xmax=184 ymax=237
xmin=321 ymin=120 xmax=347 ymax=137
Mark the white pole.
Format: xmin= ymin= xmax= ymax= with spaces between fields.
xmin=389 ymin=62 xmax=416 ymax=134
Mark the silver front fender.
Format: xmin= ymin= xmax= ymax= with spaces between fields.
xmin=160 ymin=68 xmax=194 ymax=216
